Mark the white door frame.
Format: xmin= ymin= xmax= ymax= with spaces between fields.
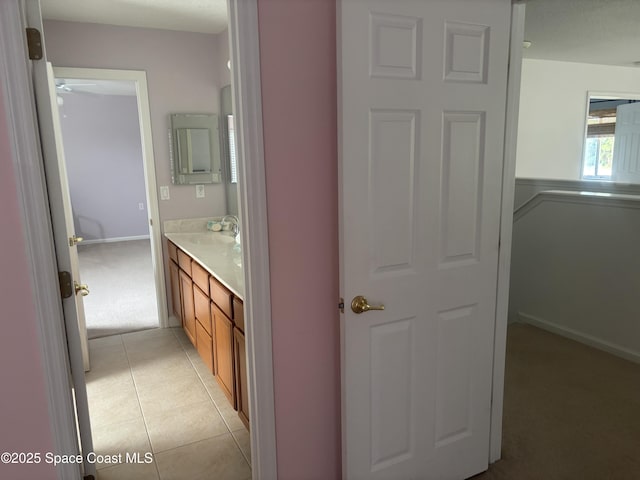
xmin=2 ymin=0 xmax=278 ymax=478
xmin=52 ymin=66 xmax=169 ymax=330
xmin=227 ymin=0 xmax=278 ymax=477
xmin=489 ymin=1 xmax=526 ymax=463
xmin=0 ymin=2 xmax=83 ymax=478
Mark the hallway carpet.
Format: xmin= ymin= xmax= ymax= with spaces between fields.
xmin=475 ymin=323 xmax=640 ymax=479
xmin=78 ymin=240 xmax=158 ymax=338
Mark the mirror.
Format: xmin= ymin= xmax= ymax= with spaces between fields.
xmin=170 ymin=113 xmax=221 ymax=184
xmin=582 ymin=94 xmax=640 ymax=182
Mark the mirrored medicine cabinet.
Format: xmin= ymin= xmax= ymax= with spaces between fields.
xmin=170 ymin=113 xmax=222 ymax=184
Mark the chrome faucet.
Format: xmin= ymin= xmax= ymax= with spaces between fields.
xmin=222 ymin=215 xmax=240 ymax=237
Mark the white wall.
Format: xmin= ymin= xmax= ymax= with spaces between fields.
xmin=516 ymin=59 xmax=640 ymax=180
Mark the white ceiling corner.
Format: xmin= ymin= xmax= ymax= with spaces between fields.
xmin=40 ymin=0 xmax=640 ymax=68
xmin=40 ymin=0 xmax=228 ymax=35
xmin=523 ymin=0 xmax=640 ymax=67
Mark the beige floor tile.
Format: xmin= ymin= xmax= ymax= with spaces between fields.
xmin=155 ymin=434 xmax=251 ymax=480
xmin=131 ymin=352 xmax=197 ymax=387
xmin=137 ymin=374 xmax=210 ymax=418
xmin=96 ymin=460 xmax=159 ymax=480
xmin=121 ymin=327 xmax=171 ymax=344
xmin=232 ymin=428 xmax=251 ymax=465
xmin=213 ymin=394 xmax=246 ymax=432
xmin=86 ymin=367 xmax=135 ymax=397
xmin=88 ymin=382 xmax=143 ymax=428
xmin=198 ymin=369 xmax=226 ymax=401
xmin=144 ymin=400 xmax=228 ymax=453
xmin=92 ymin=416 xmax=152 ymax=469
xmin=171 ymin=327 xmax=192 ymax=347
xmin=89 ymin=343 xmax=129 ymax=371
xmin=90 ymin=335 xmax=124 ymax=350
xmin=125 ymin=339 xmax=183 ymax=365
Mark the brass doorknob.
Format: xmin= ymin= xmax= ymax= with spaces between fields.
xmin=69 ymin=235 xmax=84 ymax=246
xmin=351 ymin=295 xmax=385 ymax=314
xmin=74 ymin=281 xmax=90 ymax=297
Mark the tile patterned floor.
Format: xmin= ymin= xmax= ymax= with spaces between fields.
xmin=86 ymin=327 xmax=251 ymax=480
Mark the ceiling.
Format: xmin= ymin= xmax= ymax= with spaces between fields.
xmin=41 ymin=0 xmax=640 ymax=67
xmin=40 ymin=0 xmax=228 ymax=35
xmin=523 ymin=0 xmax=640 ymax=67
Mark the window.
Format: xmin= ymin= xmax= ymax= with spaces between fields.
xmin=582 ymin=95 xmax=640 ymax=181
xmin=582 ymin=116 xmax=615 ymax=179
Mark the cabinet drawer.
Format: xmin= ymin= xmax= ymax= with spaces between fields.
xmin=233 ymin=297 xmax=244 ymax=332
xmin=177 ymin=249 xmax=192 ymax=276
xmin=210 ymin=277 xmax=233 ymax=319
xmin=191 ymin=261 xmax=209 ymax=295
xmin=194 ymin=285 xmax=212 ymax=335
xmin=196 ymin=320 xmax=213 ymax=373
xmin=168 ymin=240 xmax=178 ymax=263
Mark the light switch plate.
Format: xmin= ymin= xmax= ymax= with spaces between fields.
xmin=196 ymin=184 xmax=205 ymax=198
xmin=160 ymin=185 xmax=170 ymax=200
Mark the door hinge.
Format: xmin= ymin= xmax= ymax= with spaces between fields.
xmin=150 ymin=218 xmax=153 ymax=226
xmin=25 ymin=28 xmax=43 ymax=60
xmin=338 ymin=298 xmax=345 ymax=313
xmin=84 ymin=475 xmax=95 ymax=480
xmin=59 ymin=271 xmax=73 ymax=299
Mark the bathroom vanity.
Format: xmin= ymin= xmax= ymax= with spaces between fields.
xmin=165 ymin=228 xmax=249 ymax=429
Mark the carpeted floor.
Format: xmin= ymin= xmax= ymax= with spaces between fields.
xmin=474 ymin=323 xmax=640 ymax=479
xmin=77 ymin=239 xmax=159 ymax=338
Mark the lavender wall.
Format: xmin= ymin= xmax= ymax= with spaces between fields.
xmin=60 ymin=92 xmax=148 ymax=241
xmin=258 ymin=0 xmax=341 ymax=478
xmin=0 ymin=83 xmax=57 ymax=480
xmin=43 ymin=21 xmax=228 ymax=222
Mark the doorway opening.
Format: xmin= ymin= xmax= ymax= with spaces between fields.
xmin=54 ymin=72 xmax=162 ymax=338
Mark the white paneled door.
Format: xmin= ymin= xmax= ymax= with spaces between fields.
xmin=613 ymin=101 xmax=640 ymax=184
xmin=339 ymin=0 xmax=512 ymax=478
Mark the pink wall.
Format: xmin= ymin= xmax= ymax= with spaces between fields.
xmin=257 ymin=0 xmax=341 ymax=478
xmin=43 ymin=21 xmax=228 ymax=222
xmin=0 ymin=85 xmax=57 ymax=479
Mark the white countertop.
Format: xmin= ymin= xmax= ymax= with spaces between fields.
xmin=165 ymin=231 xmax=244 ymax=300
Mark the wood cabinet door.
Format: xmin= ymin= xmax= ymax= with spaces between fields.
xmin=169 ymin=260 xmax=182 ymax=322
xmin=180 ymin=269 xmax=196 ymax=346
xmin=212 ymin=303 xmax=235 ymax=406
xmin=196 ymin=320 xmax=214 ymax=373
xmin=234 ymin=327 xmax=250 ymax=429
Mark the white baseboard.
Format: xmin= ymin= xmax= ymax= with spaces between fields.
xmin=81 ymin=235 xmax=150 ymax=245
xmin=518 ymin=312 xmax=640 ymax=365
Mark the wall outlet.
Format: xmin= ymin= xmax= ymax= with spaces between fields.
xmin=196 ymin=184 xmax=205 ymax=198
xmin=160 ymin=185 xmax=170 ymax=200
xmin=138 ymin=202 xmax=144 ymax=211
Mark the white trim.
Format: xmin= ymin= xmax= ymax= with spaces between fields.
xmin=80 ymin=235 xmax=150 ymax=245
xmin=0 ymin=2 xmax=81 ymax=479
xmin=490 ymin=1 xmax=525 ymax=464
xmin=514 ymin=189 xmax=640 ymax=222
xmin=518 ymin=312 xmax=640 ymax=365
xmin=52 ymin=66 xmax=169 ymax=329
xmin=228 ymin=0 xmax=278 ymax=478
